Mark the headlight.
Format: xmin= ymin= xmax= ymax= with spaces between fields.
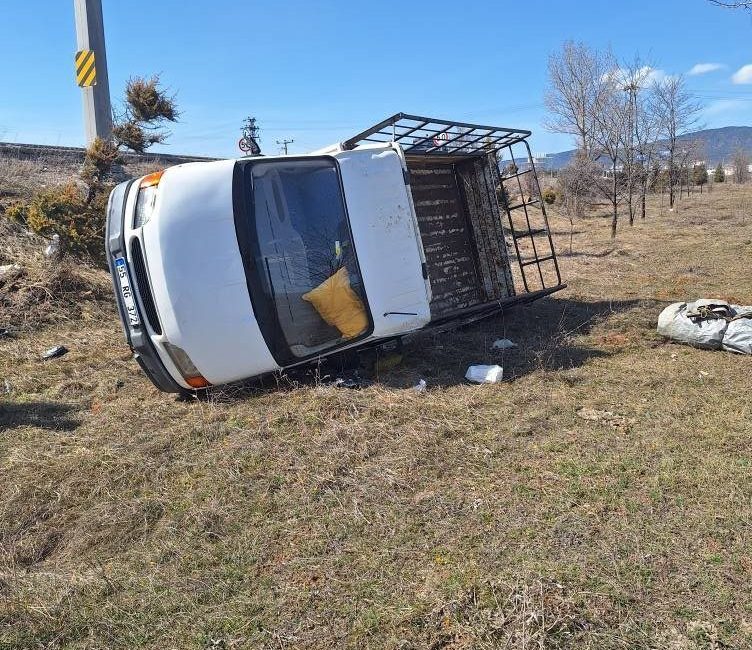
xmin=133 ymin=170 xmax=164 ymax=228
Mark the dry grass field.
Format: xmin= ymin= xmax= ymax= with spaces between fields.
xmin=1 ymin=182 xmax=752 ymax=649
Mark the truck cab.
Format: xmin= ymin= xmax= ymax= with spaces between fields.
xmin=106 ymin=114 xmax=563 ymax=392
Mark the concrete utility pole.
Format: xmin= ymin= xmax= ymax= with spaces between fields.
xmin=74 ymin=0 xmax=112 ymax=144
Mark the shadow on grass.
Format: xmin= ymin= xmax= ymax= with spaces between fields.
xmin=0 ymin=401 xmax=80 ymax=431
xmin=372 ymin=296 xmax=667 ymax=388
xmin=208 ymin=295 xmax=668 ymax=400
xmin=559 ymin=249 xmax=617 ymax=259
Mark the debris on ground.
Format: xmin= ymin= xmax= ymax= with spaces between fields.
xmin=330 ymin=370 xmax=370 ymax=389
xmin=492 ymin=338 xmax=517 ymax=350
xmin=44 ymin=234 xmax=61 ymax=260
xmin=333 ymin=376 xmax=360 ymax=389
xmin=465 ymin=364 xmax=503 ymax=384
xmin=41 ymin=345 xmax=68 ymax=360
xmin=657 ymin=299 xmax=752 ymax=354
xmin=413 ymin=379 xmax=427 ymax=393
xmin=576 ymin=407 xmax=636 ymax=431
xmin=0 ymin=263 xmax=23 ymax=284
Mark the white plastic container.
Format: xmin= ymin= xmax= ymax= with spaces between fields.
xmin=465 ymin=364 xmax=504 ymax=383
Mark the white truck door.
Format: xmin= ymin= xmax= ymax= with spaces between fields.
xmin=334 ymin=145 xmax=431 ymax=337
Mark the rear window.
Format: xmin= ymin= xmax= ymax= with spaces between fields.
xmin=248 ymin=159 xmax=369 ymax=358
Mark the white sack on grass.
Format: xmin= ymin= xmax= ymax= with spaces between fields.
xmin=723 ymin=305 xmax=752 ymax=355
xmin=656 ymin=301 xmax=727 ymax=350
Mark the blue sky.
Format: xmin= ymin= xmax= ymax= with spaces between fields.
xmin=1 ymin=0 xmax=751 ymax=157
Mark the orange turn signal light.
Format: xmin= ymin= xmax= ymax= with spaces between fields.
xmin=140 ymin=170 xmax=165 ymax=188
xmin=185 ymin=375 xmax=212 ymax=389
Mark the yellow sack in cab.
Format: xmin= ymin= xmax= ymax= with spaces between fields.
xmin=303 ymin=267 xmax=367 ymax=339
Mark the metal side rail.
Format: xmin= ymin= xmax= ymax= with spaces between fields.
xmin=423 ymin=284 xmax=567 ymax=334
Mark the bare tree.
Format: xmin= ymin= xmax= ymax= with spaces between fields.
xmin=708 ymin=1 xmax=752 ymax=8
xmin=731 ymin=149 xmax=751 ymax=183
xmin=675 ymin=139 xmax=704 ymax=197
xmin=591 ymin=76 xmax=632 ymax=238
xmin=622 ymin=79 xmax=639 ymax=225
xmin=634 ymin=110 xmax=662 ymax=219
xmin=557 ymin=150 xmax=600 ymax=252
xmin=608 ymin=58 xmax=657 ymax=225
xmin=545 ymin=42 xmax=613 ymax=159
xmin=546 ymin=43 xmax=631 ymax=237
xmin=545 ymin=45 xmax=703 ymax=234
xmin=545 ymin=46 xmax=668 ymax=234
xmin=618 ymin=60 xmax=663 ymax=221
xmin=650 ymin=76 xmax=703 ymax=208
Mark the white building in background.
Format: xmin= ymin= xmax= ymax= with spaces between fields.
xmin=508 ymin=153 xmax=556 ymax=174
xmin=531 ymin=153 xmax=554 ymax=169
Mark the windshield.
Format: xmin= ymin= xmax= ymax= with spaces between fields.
xmin=244 ymin=158 xmax=369 ymax=360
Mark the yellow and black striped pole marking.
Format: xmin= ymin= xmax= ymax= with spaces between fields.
xmin=75 ymin=49 xmax=97 ymax=87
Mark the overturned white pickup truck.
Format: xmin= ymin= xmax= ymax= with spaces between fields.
xmin=106 ymin=114 xmax=564 ymax=392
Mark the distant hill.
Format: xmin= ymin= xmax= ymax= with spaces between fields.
xmin=544 ymin=126 xmax=752 ymax=169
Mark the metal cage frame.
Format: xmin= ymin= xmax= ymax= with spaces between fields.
xmin=342 ymin=112 xmax=531 ymax=160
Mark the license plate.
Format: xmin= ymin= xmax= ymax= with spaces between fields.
xmin=114 ymin=257 xmax=140 ymax=326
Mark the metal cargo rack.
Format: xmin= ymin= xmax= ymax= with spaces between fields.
xmin=343 ymin=113 xmax=564 ymax=302
xmin=342 ymin=112 xmax=531 ymax=161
